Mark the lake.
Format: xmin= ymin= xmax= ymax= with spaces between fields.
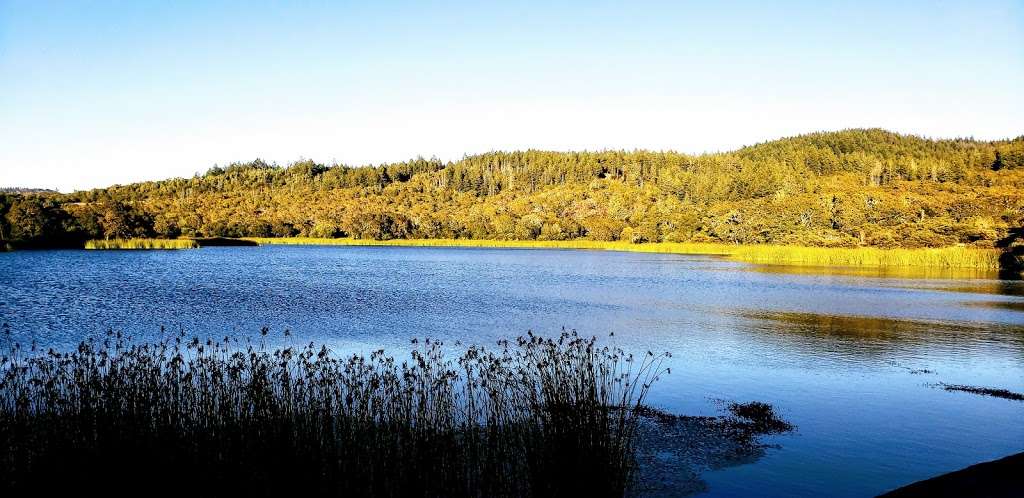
xmin=1 ymin=245 xmax=1022 ymax=497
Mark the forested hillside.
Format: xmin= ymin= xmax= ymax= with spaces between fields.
xmin=2 ymin=129 xmax=1022 ymax=249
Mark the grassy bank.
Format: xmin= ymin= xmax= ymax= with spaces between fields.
xmin=245 ymin=237 xmax=1004 ymax=269
xmin=84 ymin=238 xmax=199 ymax=250
xmin=1 ymin=330 xmax=668 ymax=496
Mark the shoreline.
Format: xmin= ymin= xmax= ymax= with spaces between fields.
xmin=244 ymin=237 xmax=1006 ymax=271
xmin=63 ymin=236 xmax=1011 ymax=270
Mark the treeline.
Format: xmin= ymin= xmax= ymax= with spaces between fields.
xmin=2 ymin=129 xmax=1022 ymax=249
xmin=0 ymin=187 xmax=56 ymax=194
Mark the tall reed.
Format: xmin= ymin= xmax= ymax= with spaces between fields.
xmin=0 ymin=329 xmax=668 ymax=497
xmin=84 ymin=238 xmax=199 ymax=250
xmin=727 ymin=244 xmax=1001 ymax=269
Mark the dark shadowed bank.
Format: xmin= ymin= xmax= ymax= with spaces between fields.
xmin=878 ymin=452 xmax=1024 ymax=498
xmin=0 ymin=329 xmax=792 ymax=497
xmin=193 ymin=236 xmax=260 ymax=247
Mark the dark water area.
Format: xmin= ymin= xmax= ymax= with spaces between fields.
xmin=1 ymin=246 xmax=1022 ymax=497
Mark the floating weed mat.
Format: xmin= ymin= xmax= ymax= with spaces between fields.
xmin=0 ymin=329 xmax=670 ymax=497
xmin=934 ymin=382 xmax=1024 ymax=401
xmin=630 ymin=403 xmax=795 ymax=497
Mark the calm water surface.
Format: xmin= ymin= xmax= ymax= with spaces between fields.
xmin=1 ymin=246 xmax=1022 ymax=497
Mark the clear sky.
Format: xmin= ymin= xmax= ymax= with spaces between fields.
xmin=1 ymin=0 xmax=1022 ymax=192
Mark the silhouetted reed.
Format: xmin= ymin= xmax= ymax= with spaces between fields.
xmin=0 ymin=329 xmax=669 ymax=497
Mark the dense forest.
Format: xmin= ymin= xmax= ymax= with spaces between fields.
xmin=2 ymin=129 xmax=1022 ymax=249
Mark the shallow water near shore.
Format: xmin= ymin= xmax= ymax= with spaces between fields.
xmin=1 ymin=245 xmax=1022 ymax=497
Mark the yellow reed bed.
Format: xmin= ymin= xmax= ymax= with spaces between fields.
xmin=85 ymin=238 xmax=200 ymax=250
xmin=727 ymin=245 xmax=1001 ymax=269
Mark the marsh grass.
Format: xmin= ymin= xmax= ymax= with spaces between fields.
xmin=245 ymin=237 xmax=1003 ymax=269
xmin=0 ymin=329 xmax=669 ymax=497
xmin=727 ymin=244 xmax=1001 ymax=269
xmin=84 ymin=238 xmax=200 ymax=250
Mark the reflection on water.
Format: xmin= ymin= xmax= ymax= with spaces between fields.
xmin=735 ymin=310 xmax=986 ymax=336
xmin=1 ymin=246 xmax=1023 ymax=497
xmin=939 ymin=281 xmax=1024 ymax=297
xmin=731 ymin=309 xmax=1024 ymax=351
xmin=963 ymin=300 xmax=1024 ymax=312
xmin=747 ymin=263 xmax=1024 ymax=296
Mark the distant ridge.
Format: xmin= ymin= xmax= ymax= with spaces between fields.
xmin=1 ymin=129 xmax=1022 ymax=254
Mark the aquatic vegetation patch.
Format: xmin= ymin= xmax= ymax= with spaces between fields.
xmin=726 ymin=401 xmax=795 ymax=435
xmin=935 ymin=383 xmax=1024 ymax=401
xmin=0 ymin=329 xmax=671 ymax=496
xmin=630 ymin=402 xmax=794 ymax=497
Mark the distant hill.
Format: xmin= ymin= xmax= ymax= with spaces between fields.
xmin=1 ymin=128 xmax=1022 ymax=248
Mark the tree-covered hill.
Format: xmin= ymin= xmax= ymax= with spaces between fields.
xmin=2 ymin=129 xmax=1022 ymax=248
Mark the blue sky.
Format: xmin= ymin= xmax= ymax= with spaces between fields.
xmin=1 ymin=0 xmax=1022 ymax=192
